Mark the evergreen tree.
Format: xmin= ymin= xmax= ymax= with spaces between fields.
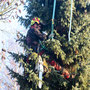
xmin=8 ymin=0 xmax=90 ymax=90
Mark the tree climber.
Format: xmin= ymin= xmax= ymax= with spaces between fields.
xmin=26 ymin=17 xmax=47 ymax=52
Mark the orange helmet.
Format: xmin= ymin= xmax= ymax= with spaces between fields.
xmin=31 ymin=17 xmax=43 ymax=26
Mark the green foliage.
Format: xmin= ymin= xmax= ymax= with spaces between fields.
xmin=45 ymin=39 xmax=66 ymax=60
xmin=8 ymin=52 xmax=25 ymax=63
xmin=8 ymin=0 xmax=90 ymax=90
xmin=71 ymin=65 xmax=89 ymax=90
xmin=7 ymin=67 xmax=30 ymax=90
xmin=19 ymin=0 xmax=53 ymax=29
xmin=19 ymin=0 xmax=90 ymax=36
xmin=8 ymin=50 xmax=41 ymax=89
xmin=43 ymin=69 xmax=70 ymax=90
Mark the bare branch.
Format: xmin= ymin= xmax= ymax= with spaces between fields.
xmin=0 ymin=0 xmax=25 ymax=20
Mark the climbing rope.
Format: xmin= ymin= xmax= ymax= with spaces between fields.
xmin=39 ymin=0 xmax=73 ymax=50
xmin=51 ymin=0 xmax=56 ymax=40
xmin=68 ymin=0 xmax=73 ymax=42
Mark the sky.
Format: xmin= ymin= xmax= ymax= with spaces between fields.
xmin=0 ymin=3 xmax=27 ymax=89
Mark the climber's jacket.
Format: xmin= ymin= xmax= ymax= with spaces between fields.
xmin=26 ymin=28 xmax=46 ymax=47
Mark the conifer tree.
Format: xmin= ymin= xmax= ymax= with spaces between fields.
xmin=8 ymin=0 xmax=90 ymax=90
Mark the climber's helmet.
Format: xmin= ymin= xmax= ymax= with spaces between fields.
xmin=31 ymin=17 xmax=44 ymax=26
